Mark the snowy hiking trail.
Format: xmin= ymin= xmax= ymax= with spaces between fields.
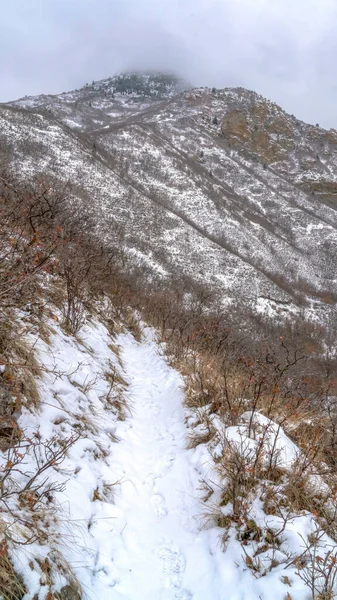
xmin=13 ymin=322 xmax=318 ymax=600
xmin=108 ymin=334 xmax=311 ymax=600
xmin=110 ymin=331 xmax=225 ymax=600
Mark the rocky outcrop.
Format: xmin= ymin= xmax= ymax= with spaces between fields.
xmin=218 ymin=92 xmax=337 ymax=204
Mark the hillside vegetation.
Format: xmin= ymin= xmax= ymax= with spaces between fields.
xmin=0 ymin=170 xmax=337 ymax=599
xmin=1 ymin=74 xmax=337 ymax=322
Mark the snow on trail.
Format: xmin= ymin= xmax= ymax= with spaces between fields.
xmin=12 ymin=321 xmax=314 ymax=599
xmin=110 ymin=331 xmax=224 ymax=600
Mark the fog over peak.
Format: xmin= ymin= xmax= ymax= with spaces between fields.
xmin=1 ymin=0 xmax=337 ymax=127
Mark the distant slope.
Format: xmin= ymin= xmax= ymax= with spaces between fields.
xmin=8 ymin=72 xmax=189 ymax=132
xmin=2 ymin=74 xmax=337 ymax=316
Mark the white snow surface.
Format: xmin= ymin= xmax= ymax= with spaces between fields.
xmin=6 ymin=318 xmax=332 ymax=600
xmin=107 ymin=330 xmax=224 ymax=600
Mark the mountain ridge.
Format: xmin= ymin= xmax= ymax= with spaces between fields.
xmin=1 ymin=72 xmax=337 ymax=322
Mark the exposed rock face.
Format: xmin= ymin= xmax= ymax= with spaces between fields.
xmin=221 ymin=107 xmax=295 ymax=163
xmin=219 ymin=89 xmax=337 ymax=204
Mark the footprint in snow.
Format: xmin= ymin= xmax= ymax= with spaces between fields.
xmin=142 ymin=474 xmax=158 ymax=493
xmin=151 ymin=426 xmax=175 ymax=443
xmin=150 ymin=493 xmax=168 ymax=516
xmin=175 ymin=590 xmax=193 ymax=600
xmin=180 ymin=511 xmax=199 ymax=534
xmin=144 ymin=401 xmax=160 ymax=416
xmin=153 ymin=453 xmax=175 ymax=477
xmin=158 ymin=547 xmax=186 ymax=588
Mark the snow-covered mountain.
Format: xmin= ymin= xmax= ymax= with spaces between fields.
xmin=2 ymin=72 xmax=337 ymax=318
xmin=9 ymin=72 xmax=189 ymax=131
xmin=1 ymin=110 xmax=337 ymax=599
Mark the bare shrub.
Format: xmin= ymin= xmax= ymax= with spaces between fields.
xmin=0 ymin=433 xmax=78 ymax=544
xmin=216 ymin=433 xmax=257 ymax=521
xmin=296 ymin=530 xmax=337 ymax=600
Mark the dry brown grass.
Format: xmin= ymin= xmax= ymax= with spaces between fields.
xmin=108 ymin=341 xmax=122 ymax=361
xmin=187 ymin=427 xmax=214 ymax=449
xmin=111 ymin=321 xmax=126 ymax=337
xmin=162 ymin=321 xmax=337 ymax=574
xmin=0 ymin=332 xmax=41 ymax=416
xmin=104 ymin=367 xmax=129 ymax=421
xmin=167 ymin=351 xmax=225 ymax=413
xmin=33 ymin=550 xmax=82 ymax=600
xmin=124 ymin=311 xmax=143 ymax=342
xmin=0 ymin=537 xmax=26 ymax=600
xmin=105 ymin=366 xmax=127 ymax=390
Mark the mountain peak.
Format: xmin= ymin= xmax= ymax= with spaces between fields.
xmin=81 ymin=71 xmax=191 ymax=100
xmin=8 ymin=70 xmax=191 ymax=113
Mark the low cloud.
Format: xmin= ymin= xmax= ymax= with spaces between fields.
xmin=1 ymin=0 xmax=337 ymax=127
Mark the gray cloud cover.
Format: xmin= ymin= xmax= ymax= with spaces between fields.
xmin=1 ymin=0 xmax=337 ymax=127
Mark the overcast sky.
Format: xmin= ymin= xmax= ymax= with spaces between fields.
xmin=1 ymin=0 xmax=337 ymax=127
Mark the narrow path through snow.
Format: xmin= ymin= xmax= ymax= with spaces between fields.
xmin=109 ymin=331 xmax=223 ymax=600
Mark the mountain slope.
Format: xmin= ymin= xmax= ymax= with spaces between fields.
xmin=9 ymin=72 xmax=188 ymax=133
xmin=2 ymin=74 xmax=337 ymax=317
xmin=1 ymin=168 xmax=337 ymax=599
